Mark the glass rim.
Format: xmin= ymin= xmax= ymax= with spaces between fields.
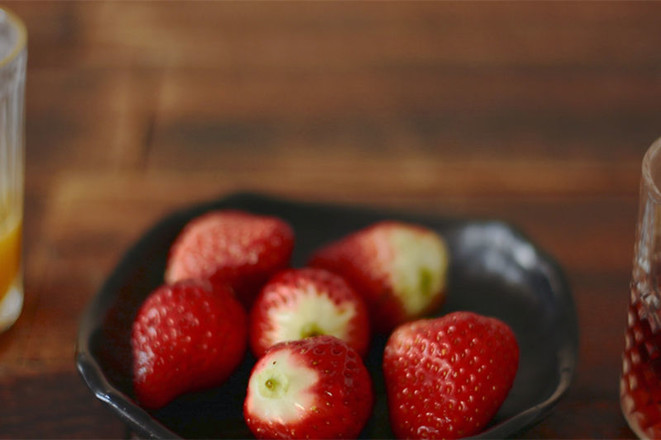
xmin=642 ymin=137 xmax=661 ymax=201
xmin=0 ymin=7 xmax=26 ymax=69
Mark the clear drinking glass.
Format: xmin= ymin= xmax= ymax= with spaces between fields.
xmin=621 ymin=137 xmax=661 ymax=439
xmin=0 ymin=8 xmax=26 ymax=333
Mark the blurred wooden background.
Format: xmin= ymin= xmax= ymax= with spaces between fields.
xmin=2 ymin=1 xmax=660 ymax=437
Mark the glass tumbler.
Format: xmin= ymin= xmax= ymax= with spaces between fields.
xmin=621 ymin=137 xmax=661 ymax=438
xmin=0 ymin=8 xmax=26 ymax=333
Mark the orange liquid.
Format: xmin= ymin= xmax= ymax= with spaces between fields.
xmin=621 ymin=289 xmax=661 ymax=439
xmin=0 ymin=217 xmax=21 ymax=300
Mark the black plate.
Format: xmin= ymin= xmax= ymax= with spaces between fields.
xmin=76 ymin=192 xmax=578 ymax=439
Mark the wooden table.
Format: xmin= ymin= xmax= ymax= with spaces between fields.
xmin=2 ymin=1 xmax=659 ymax=437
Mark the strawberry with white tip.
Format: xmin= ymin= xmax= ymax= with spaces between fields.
xmin=249 ymin=267 xmax=370 ymax=358
xmin=309 ymin=220 xmax=449 ymax=332
xmin=244 ymin=335 xmax=374 ymax=439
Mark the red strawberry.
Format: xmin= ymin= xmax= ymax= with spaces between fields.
xmin=165 ymin=210 xmax=295 ymax=307
xmin=131 ymin=280 xmax=247 ymax=408
xmin=244 ymin=335 xmax=374 ymax=439
xmin=309 ymin=221 xmax=449 ymax=332
xmin=383 ymin=311 xmax=519 ymax=439
xmin=249 ymin=267 xmax=370 ymax=358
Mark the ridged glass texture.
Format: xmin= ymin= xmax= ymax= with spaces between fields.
xmin=0 ymin=8 xmax=26 ymax=332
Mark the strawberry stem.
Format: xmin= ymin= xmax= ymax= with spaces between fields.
xmin=258 ymin=372 xmax=289 ymax=399
xmin=300 ymin=322 xmax=324 ymax=339
xmin=419 ymin=268 xmax=432 ymax=296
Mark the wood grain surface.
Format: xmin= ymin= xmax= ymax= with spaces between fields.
xmin=1 ymin=1 xmax=659 ymax=438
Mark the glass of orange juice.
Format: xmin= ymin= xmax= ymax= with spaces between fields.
xmin=0 ymin=8 xmax=26 ymax=332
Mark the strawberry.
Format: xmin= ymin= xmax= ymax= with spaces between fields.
xmin=309 ymin=220 xmax=449 ymax=332
xmin=383 ymin=311 xmax=519 ymax=439
xmin=244 ymin=335 xmax=374 ymax=439
xmin=165 ymin=210 xmax=295 ymax=307
xmin=249 ymin=267 xmax=370 ymax=358
xmin=131 ymin=280 xmax=247 ymax=409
